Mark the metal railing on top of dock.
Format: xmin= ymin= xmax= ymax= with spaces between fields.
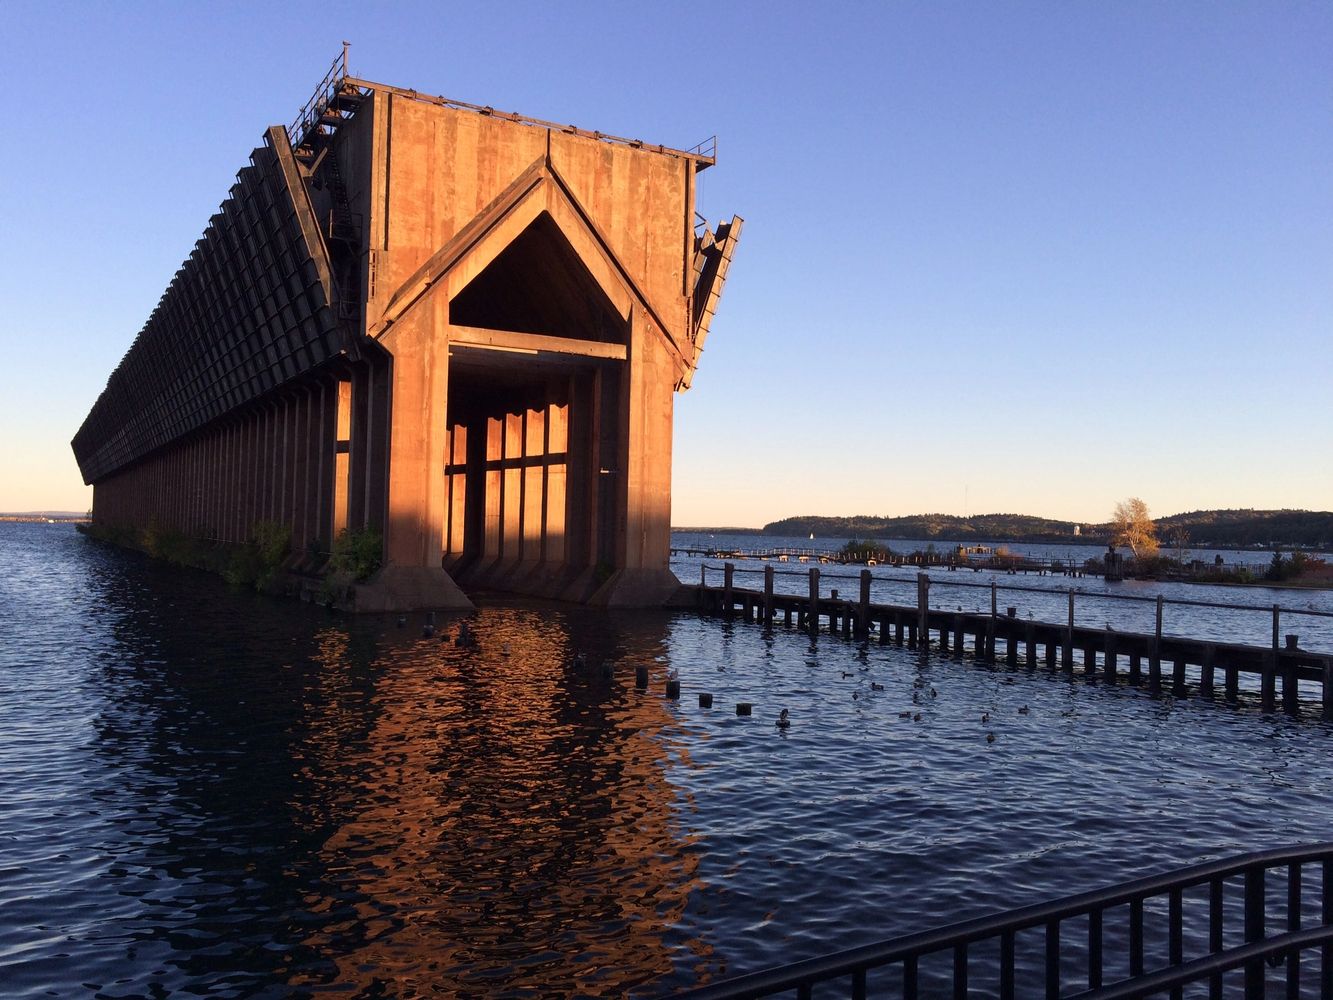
xmin=288 ymin=43 xmax=350 ymax=149
xmin=675 ymin=843 xmax=1333 ymax=1000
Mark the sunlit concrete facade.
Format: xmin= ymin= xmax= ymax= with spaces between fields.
xmin=72 ymin=73 xmax=740 ymax=610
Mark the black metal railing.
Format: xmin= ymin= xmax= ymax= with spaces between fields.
xmin=288 ymin=44 xmax=349 ymax=148
xmin=675 ymin=844 xmax=1333 ymax=999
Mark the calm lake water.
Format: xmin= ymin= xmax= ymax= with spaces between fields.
xmin=4 ymin=522 xmax=1333 ymax=998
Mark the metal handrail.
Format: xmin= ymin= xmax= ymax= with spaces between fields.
xmin=675 ymin=843 xmax=1333 ymax=999
xmin=288 ymin=44 xmax=350 ymax=148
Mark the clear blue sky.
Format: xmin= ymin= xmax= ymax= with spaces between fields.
xmin=3 ymin=2 xmax=1329 ymax=525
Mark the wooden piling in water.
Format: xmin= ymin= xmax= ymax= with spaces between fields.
xmin=916 ymin=574 xmax=929 ymax=653
xmin=808 ymin=567 xmax=819 ymax=637
xmin=858 ymin=569 xmax=871 ymax=639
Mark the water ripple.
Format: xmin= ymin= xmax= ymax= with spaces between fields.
xmin=3 ymin=523 xmax=1333 ymax=997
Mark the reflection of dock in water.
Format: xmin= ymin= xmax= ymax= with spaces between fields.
xmin=292 ymin=608 xmax=704 ymax=996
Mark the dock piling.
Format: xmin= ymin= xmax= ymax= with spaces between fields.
xmin=916 ymin=574 xmax=930 ymax=653
xmin=808 ymin=567 xmax=820 ymax=637
xmin=858 ymin=569 xmax=871 ymax=638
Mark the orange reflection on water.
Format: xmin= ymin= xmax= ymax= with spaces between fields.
xmin=289 ymin=607 xmax=705 ymax=996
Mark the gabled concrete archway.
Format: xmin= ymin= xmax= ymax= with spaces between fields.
xmin=362 ymin=157 xmax=686 ymax=607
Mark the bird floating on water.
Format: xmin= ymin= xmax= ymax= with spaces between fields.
xmin=899 ymin=710 xmax=912 ymax=718
xmin=987 ymin=731 xmax=997 ymax=743
xmin=913 ymin=712 xmax=922 ymax=722
xmin=930 ymin=687 xmax=938 ymax=698
xmin=776 ymin=708 xmax=791 ymax=729
xmin=871 ymin=682 xmax=885 ymax=692
xmin=1018 ymin=705 xmax=1030 ymax=715
xmin=501 ymin=643 xmax=511 ymax=657
xmin=981 ymin=712 xmax=990 ymax=723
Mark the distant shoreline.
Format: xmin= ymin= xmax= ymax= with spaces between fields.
xmin=676 ymin=508 xmax=1333 ymax=553
xmin=0 ymin=515 xmax=88 ymax=523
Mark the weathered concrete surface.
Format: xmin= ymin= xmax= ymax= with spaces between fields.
xmin=73 ymin=71 xmax=740 ymax=611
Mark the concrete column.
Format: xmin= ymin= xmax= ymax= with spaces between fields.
xmin=314 ymin=380 xmax=334 ymax=550
xmin=359 ymin=295 xmax=470 ymax=610
xmin=291 ymin=390 xmax=309 ymax=551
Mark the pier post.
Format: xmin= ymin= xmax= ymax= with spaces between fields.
xmin=1063 ymin=589 xmax=1075 ymax=671
xmin=1104 ymin=628 xmax=1117 ymax=683
xmin=1282 ymin=634 xmax=1299 ymax=715
xmin=1200 ymin=645 xmax=1215 ymax=697
xmin=808 ymin=567 xmax=820 ymax=636
xmin=1283 ymin=660 xmax=1299 ymax=716
xmin=1128 ymin=652 xmax=1142 ymax=685
xmin=1006 ymin=607 xmax=1018 ymax=667
xmin=1262 ymin=604 xmax=1279 ymax=713
xmin=858 ymin=569 xmax=871 ymax=639
xmin=763 ymin=564 xmax=775 ymax=627
xmin=955 ymin=613 xmax=966 ymax=659
xmin=1150 ymin=595 xmax=1164 ymax=685
xmin=1323 ymin=659 xmax=1333 ymax=722
xmin=1173 ymin=658 xmax=1187 ymax=695
xmin=1226 ymin=662 xmax=1239 ymax=703
xmin=723 ymin=562 xmax=734 ymax=618
xmin=916 ymin=573 xmax=930 ymax=653
xmin=1026 ymin=621 xmax=1037 ymax=666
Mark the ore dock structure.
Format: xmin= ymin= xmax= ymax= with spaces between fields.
xmin=72 ymin=53 xmax=741 ymax=610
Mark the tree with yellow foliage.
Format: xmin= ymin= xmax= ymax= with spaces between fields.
xmin=1111 ymin=497 xmax=1159 ymax=560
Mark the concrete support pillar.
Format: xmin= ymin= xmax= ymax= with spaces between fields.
xmin=588 ymin=309 xmax=678 ymax=606
xmin=360 ymin=296 xmax=470 ymax=610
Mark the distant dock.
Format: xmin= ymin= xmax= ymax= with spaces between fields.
xmin=694 ymin=563 xmax=1333 ymax=718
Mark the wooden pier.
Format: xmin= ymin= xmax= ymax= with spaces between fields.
xmin=694 ymin=564 xmax=1333 ymax=719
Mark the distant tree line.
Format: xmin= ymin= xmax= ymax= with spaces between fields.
xmin=762 ymin=509 xmax=1333 ymax=550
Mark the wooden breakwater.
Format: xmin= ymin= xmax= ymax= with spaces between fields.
xmin=695 ymin=563 xmax=1333 ymax=719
